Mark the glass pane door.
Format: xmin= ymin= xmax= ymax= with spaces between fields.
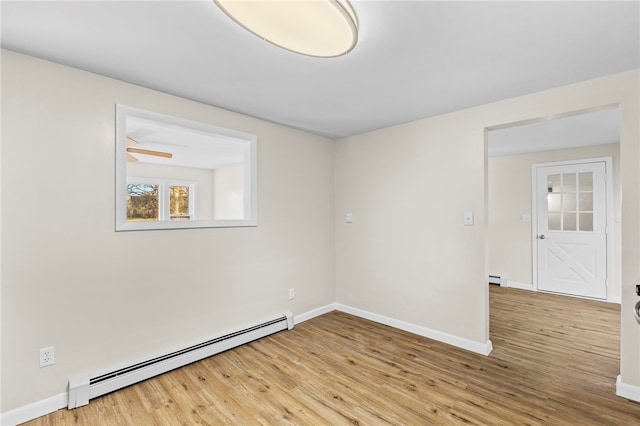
xmin=546 ymin=171 xmax=594 ymax=232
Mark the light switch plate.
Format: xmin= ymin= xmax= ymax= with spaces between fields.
xmin=346 ymin=213 xmax=353 ymax=223
xmin=520 ymin=214 xmax=531 ymax=222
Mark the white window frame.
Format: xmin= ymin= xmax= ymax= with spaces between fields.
xmin=126 ymin=177 xmax=196 ymax=222
xmin=115 ymin=104 xmax=258 ymax=231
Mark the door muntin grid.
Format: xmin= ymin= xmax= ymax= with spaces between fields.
xmin=546 ymin=172 xmax=594 ymax=232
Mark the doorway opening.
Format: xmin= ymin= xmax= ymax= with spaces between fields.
xmin=485 ymin=105 xmax=621 ymax=396
xmin=486 ymin=106 xmax=620 ymax=303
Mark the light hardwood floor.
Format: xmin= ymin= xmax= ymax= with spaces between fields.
xmin=26 ymin=286 xmax=640 ymax=425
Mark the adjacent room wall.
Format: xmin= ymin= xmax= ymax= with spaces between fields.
xmin=213 ymin=162 xmax=244 ymax=219
xmin=0 ymin=50 xmax=336 ymax=412
xmin=334 ymin=70 xmax=639 ymax=393
xmin=488 ymin=143 xmax=621 ymax=300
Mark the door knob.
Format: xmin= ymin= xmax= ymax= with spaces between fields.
xmin=538 ymin=235 xmax=546 ymax=239
xmin=634 ymin=301 xmax=640 ymax=325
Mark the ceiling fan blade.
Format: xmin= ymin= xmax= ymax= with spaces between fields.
xmin=126 ymin=147 xmax=173 ymax=159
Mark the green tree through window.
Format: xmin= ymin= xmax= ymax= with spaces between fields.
xmin=127 ymin=183 xmax=159 ymax=221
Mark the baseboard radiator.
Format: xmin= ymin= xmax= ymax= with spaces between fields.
xmin=68 ymin=311 xmax=294 ymax=409
xmin=489 ymin=275 xmax=501 ymax=285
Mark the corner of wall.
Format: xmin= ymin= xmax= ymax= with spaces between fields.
xmin=616 ymin=375 xmax=640 ymax=403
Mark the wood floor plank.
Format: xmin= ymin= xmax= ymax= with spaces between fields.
xmin=23 ymin=286 xmax=640 ymax=425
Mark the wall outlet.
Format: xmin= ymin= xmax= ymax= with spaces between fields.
xmin=289 ymin=288 xmax=295 ymax=300
xmin=40 ymin=346 xmax=55 ymax=367
xmin=463 ymin=211 xmax=474 ymax=226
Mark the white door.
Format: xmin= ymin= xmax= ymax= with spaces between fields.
xmin=536 ymin=161 xmax=607 ymax=299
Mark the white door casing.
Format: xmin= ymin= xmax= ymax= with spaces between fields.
xmin=534 ymin=160 xmax=609 ymax=300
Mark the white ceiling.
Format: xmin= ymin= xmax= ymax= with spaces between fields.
xmin=488 ymin=107 xmax=620 ymax=157
xmin=127 ymin=115 xmax=247 ymax=169
xmin=1 ymin=1 xmax=639 ymax=140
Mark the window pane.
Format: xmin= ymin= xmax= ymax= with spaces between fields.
xmin=579 ymin=193 xmax=593 ymax=211
xmin=548 ymin=213 xmax=561 ymax=231
xmin=563 ymin=173 xmax=577 ymax=192
xmin=547 ymin=174 xmax=561 ymax=193
xmin=127 ymin=184 xmax=159 ymax=221
xmin=579 ymin=172 xmax=593 ymax=191
xmin=170 ymin=186 xmax=190 ymax=220
xmin=579 ymin=213 xmax=594 ymax=232
xmin=563 ymin=194 xmax=577 ymax=212
xmin=563 ymin=212 xmax=577 ymax=231
xmin=547 ymin=194 xmax=561 ymax=212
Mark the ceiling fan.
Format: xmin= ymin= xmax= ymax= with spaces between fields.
xmin=126 ymin=137 xmax=173 ymax=162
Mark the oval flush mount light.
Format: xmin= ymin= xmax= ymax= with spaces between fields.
xmin=214 ymin=0 xmax=358 ymax=58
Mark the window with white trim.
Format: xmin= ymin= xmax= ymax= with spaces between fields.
xmin=126 ymin=178 xmax=196 ymax=222
xmin=116 ymin=105 xmax=257 ymax=231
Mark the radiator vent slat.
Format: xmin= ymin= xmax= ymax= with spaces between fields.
xmin=90 ymin=317 xmax=285 ymax=385
xmin=69 ymin=311 xmax=294 ymax=409
xmin=489 ymin=275 xmax=501 ymax=285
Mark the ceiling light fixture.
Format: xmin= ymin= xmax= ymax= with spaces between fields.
xmin=214 ymin=0 xmax=358 ymax=58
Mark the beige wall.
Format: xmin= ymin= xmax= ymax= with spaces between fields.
xmin=488 ymin=143 xmax=621 ymax=300
xmin=335 ymin=118 xmax=489 ymax=344
xmin=0 ymin=50 xmax=336 ymax=411
xmin=213 ymin=162 xmax=244 ymax=219
xmin=335 ymin=70 xmax=639 ymax=390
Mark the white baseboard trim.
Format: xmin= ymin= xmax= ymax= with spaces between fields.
xmin=609 ymin=296 xmax=622 ymax=304
xmin=616 ymin=375 xmax=640 ymax=403
xmin=293 ymin=303 xmax=336 ymax=325
xmin=507 ymin=281 xmax=535 ymax=291
xmin=0 ymin=392 xmax=67 ymax=426
xmin=335 ymin=303 xmax=493 ymax=356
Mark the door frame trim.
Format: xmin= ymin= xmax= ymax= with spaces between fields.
xmin=531 ymin=156 xmax=614 ymax=301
